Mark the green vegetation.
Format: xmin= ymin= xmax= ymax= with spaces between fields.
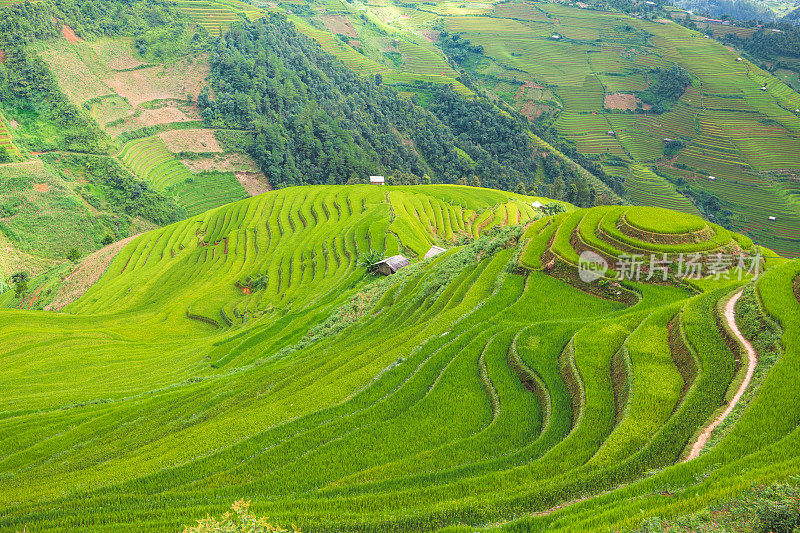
xmin=0 ymin=184 xmax=796 ymax=533
xmin=199 ymin=15 xmax=585 ymax=197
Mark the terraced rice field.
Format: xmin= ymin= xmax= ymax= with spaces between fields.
xmin=374 ymin=0 xmax=800 ymax=256
xmin=119 ymin=135 xmax=249 ymax=214
xmin=172 ymin=0 xmax=263 ymax=36
xmin=0 ymin=115 xmax=15 ymax=155
xmin=120 ymin=136 xmax=196 ymax=191
xmin=623 ymin=163 xmax=700 ymax=215
xmin=1 ymin=185 xmax=798 ymax=533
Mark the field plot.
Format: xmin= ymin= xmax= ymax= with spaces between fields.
xmin=173 ymin=0 xmax=264 ymax=35
xmin=34 ymin=40 xmax=113 ymax=105
xmin=158 ymin=128 xmax=224 ymax=153
xmin=120 ymin=136 xmax=198 ymax=190
xmin=120 ymin=134 xmax=250 ymax=214
xmin=0 ymin=161 xmax=110 ymax=262
xmin=624 ymin=163 xmax=700 ymax=214
xmin=105 ymin=56 xmax=209 ymax=107
xmin=1 ymin=184 xmax=796 ymax=533
xmin=0 ymin=115 xmax=16 ymax=156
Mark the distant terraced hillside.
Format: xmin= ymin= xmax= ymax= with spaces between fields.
xmin=0 ymin=184 xmax=797 ymax=533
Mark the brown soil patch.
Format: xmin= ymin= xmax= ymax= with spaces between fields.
xmin=349 ymin=40 xmax=361 ymax=48
xmin=604 ymin=92 xmax=651 ymax=111
xmin=61 ymin=25 xmax=83 ymax=44
xmin=323 ymin=14 xmax=357 ymax=38
xmin=45 ymin=234 xmax=139 ymax=311
xmin=0 ymin=50 xmax=5 ymax=64
xmin=107 ymin=103 xmax=200 ymax=136
xmin=104 ymin=55 xmax=210 ymax=108
xmin=159 ymin=128 xmax=223 ymax=153
xmin=655 ymin=18 xmax=673 ymax=24
xmin=139 ymin=106 xmax=197 ymax=127
xmin=89 ymin=39 xmax=144 ymax=71
xmin=235 ymin=171 xmax=271 ymax=196
xmin=33 ymin=183 xmax=50 ymax=193
xmin=422 ymin=29 xmax=440 ymax=43
xmin=180 ymin=152 xmax=260 ymax=174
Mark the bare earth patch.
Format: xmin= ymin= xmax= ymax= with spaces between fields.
xmin=45 ymin=235 xmax=139 ymax=311
xmin=604 ymin=92 xmax=652 ymax=111
xmin=181 ymin=152 xmax=262 ymax=173
xmin=235 ymin=171 xmax=272 ymax=196
xmin=104 ymin=55 xmax=210 ymax=108
xmin=61 ymin=25 xmax=83 ymax=44
xmin=106 ymin=103 xmax=200 ymax=136
xmin=323 ymin=15 xmax=358 ymax=38
xmin=38 ymin=42 xmax=113 ymax=105
xmin=0 ymin=50 xmax=5 ymax=64
xmin=33 ymin=183 xmax=50 ymax=193
xmin=422 ymin=30 xmax=440 ymax=43
xmin=89 ymin=38 xmax=144 ymax=70
xmin=159 ymin=128 xmax=223 ymax=153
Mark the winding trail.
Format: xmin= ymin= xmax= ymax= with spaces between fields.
xmin=685 ymin=289 xmax=757 ymax=461
xmin=504 ymin=290 xmax=758 ymax=524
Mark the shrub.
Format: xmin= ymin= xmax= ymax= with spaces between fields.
xmin=66 ymin=248 xmax=80 ymax=261
xmin=239 ymin=274 xmax=269 ymax=291
xmin=183 ymin=499 xmax=300 ymax=533
xmin=101 ymin=235 xmax=114 ymax=246
xmin=754 ymin=483 xmax=800 ymax=533
xmin=359 ymin=249 xmax=386 ymax=273
xmin=11 ymin=271 xmax=28 ymax=297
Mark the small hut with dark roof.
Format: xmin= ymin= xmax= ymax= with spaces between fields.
xmin=373 ymin=255 xmax=410 ymax=275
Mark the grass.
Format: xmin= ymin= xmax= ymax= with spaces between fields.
xmin=0 ymin=184 xmax=797 ymax=533
xmin=119 ymin=135 xmax=248 ymax=214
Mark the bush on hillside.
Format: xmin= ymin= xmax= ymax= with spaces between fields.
xmin=183 ymin=499 xmax=300 ymax=533
xmin=632 ymin=482 xmax=800 ymax=533
xmin=359 ymin=249 xmax=386 ymax=273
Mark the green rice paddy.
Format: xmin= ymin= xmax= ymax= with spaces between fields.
xmin=1 ymin=184 xmax=797 ymax=532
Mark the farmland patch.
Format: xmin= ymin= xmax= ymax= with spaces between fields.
xmin=159 ymin=128 xmax=223 ymax=153
xmin=604 ymin=92 xmax=651 ymax=111
xmin=104 ymin=55 xmax=210 ymax=108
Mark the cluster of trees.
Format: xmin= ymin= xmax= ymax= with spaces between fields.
xmin=784 ymin=6 xmax=800 ymax=25
xmin=637 ymin=66 xmax=692 ymax=113
xmin=200 ymin=16 xmax=550 ymax=193
xmin=437 ymin=31 xmax=484 ymax=64
xmin=538 ymin=155 xmax=597 ymax=207
xmin=722 ymin=24 xmax=800 ymax=59
xmin=675 ymin=0 xmax=775 ymax=22
xmin=57 ymin=154 xmax=185 ymax=226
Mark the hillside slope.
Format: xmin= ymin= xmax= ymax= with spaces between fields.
xmin=0 ymin=184 xmax=797 ymax=532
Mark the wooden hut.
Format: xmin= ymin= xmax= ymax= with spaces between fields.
xmin=373 ymin=255 xmax=410 ymax=275
xmin=424 ymin=246 xmax=446 ymax=260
